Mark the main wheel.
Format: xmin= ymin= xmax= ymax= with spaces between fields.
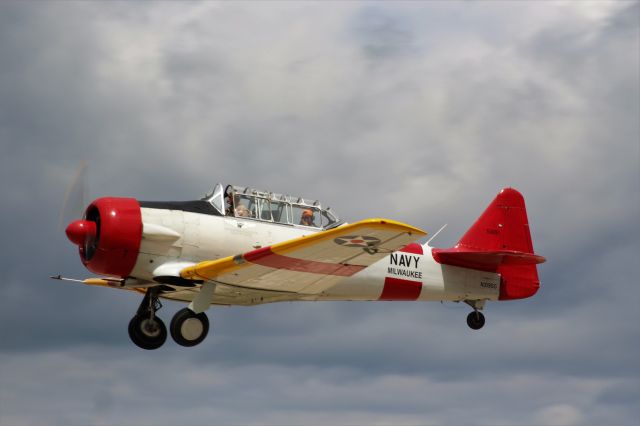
xmin=128 ymin=314 xmax=167 ymax=350
xmin=466 ymin=311 xmax=486 ymax=330
xmin=170 ymin=308 xmax=210 ymax=347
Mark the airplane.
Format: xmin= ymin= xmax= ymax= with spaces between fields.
xmin=54 ymin=183 xmax=545 ymax=350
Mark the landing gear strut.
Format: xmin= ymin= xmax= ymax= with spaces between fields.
xmin=465 ymin=300 xmax=486 ymax=330
xmin=128 ymin=288 xmax=167 ymax=350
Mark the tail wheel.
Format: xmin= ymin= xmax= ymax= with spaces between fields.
xmin=466 ymin=311 xmax=485 ymax=330
xmin=128 ymin=314 xmax=167 ymax=350
xmin=170 ymin=308 xmax=210 ymax=347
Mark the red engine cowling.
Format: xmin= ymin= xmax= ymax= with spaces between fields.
xmin=65 ymin=197 xmax=142 ymax=277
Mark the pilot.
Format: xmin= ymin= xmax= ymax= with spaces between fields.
xmin=225 ymin=193 xmax=233 ymax=216
xmin=300 ymin=209 xmax=316 ymax=227
xmin=235 ymin=204 xmax=251 ymax=218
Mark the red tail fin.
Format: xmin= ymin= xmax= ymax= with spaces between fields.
xmin=432 ymin=188 xmax=545 ymax=300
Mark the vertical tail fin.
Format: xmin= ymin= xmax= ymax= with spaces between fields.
xmin=457 ymin=188 xmax=535 ymax=254
xmin=432 ymin=188 xmax=545 ymax=300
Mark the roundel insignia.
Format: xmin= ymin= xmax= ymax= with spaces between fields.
xmin=334 ymin=235 xmax=381 ymax=248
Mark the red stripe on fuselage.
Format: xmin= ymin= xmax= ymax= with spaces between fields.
xmin=399 ymin=242 xmax=423 ymax=255
xmin=379 ymin=243 xmax=424 ymax=301
xmin=379 ymin=277 xmax=422 ymax=300
xmin=243 ymin=247 xmax=365 ymax=276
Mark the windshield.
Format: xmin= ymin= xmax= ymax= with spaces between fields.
xmin=202 ymin=183 xmax=225 ymax=215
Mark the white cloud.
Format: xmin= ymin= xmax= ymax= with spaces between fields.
xmin=533 ymin=404 xmax=584 ymax=426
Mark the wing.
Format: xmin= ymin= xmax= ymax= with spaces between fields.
xmin=180 ymin=218 xmax=426 ymax=296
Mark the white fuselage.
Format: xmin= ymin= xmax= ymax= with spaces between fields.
xmin=131 ymin=208 xmax=500 ymax=304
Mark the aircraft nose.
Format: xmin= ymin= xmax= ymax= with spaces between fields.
xmin=65 ymin=220 xmax=96 ymax=246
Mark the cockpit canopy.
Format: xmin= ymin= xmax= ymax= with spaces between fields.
xmin=202 ymin=183 xmax=340 ymax=230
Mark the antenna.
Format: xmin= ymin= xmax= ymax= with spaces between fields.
xmin=426 ymin=224 xmax=447 ymax=246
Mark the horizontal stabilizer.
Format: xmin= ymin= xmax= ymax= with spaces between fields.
xmin=432 ymin=249 xmax=546 ymax=272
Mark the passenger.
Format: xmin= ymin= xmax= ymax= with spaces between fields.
xmin=300 ymin=209 xmax=316 ymax=227
xmin=235 ymin=204 xmax=251 ymax=218
xmin=225 ymin=193 xmax=234 ymax=216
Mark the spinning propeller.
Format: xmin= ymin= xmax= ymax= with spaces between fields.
xmin=60 ymin=162 xmax=99 ymax=260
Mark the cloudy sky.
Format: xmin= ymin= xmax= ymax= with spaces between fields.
xmin=0 ymin=1 xmax=638 ymax=425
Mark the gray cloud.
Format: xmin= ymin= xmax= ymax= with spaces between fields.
xmin=0 ymin=2 xmax=638 ymax=425
xmin=0 ymin=348 xmax=636 ymax=426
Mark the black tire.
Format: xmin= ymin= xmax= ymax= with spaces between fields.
xmin=128 ymin=314 xmax=167 ymax=350
xmin=466 ymin=311 xmax=486 ymax=330
xmin=170 ymin=308 xmax=210 ymax=347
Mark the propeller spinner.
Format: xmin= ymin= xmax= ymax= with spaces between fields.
xmin=65 ymin=220 xmax=96 ymax=246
